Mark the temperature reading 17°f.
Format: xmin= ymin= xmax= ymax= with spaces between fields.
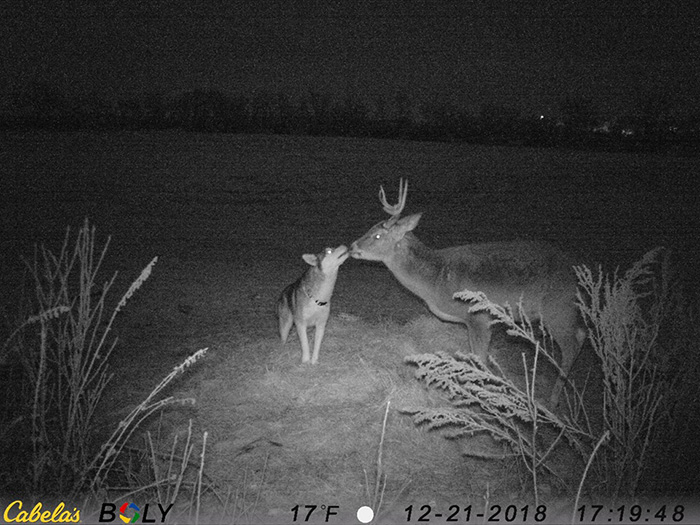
xmin=291 ymin=504 xmax=340 ymax=522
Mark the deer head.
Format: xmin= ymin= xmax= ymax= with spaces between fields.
xmin=350 ymin=179 xmax=422 ymax=262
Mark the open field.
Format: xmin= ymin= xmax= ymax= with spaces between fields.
xmin=1 ymin=132 xmax=699 ymax=522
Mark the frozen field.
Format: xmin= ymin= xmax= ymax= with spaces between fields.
xmin=2 ymin=131 xmax=698 ymax=270
xmin=1 ymin=131 xmax=699 ymax=516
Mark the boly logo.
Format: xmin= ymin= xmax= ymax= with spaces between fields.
xmin=119 ymin=502 xmax=141 ymax=523
xmin=99 ymin=502 xmax=173 ymax=523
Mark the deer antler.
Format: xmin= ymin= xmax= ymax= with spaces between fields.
xmin=379 ymin=178 xmax=408 ymax=226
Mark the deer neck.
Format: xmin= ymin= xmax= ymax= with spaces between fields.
xmin=385 ymin=233 xmax=445 ymax=293
xmin=302 ymin=267 xmax=339 ymax=305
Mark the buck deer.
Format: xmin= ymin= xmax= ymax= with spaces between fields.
xmin=278 ymin=245 xmax=350 ymax=365
xmin=350 ymin=179 xmax=584 ymax=406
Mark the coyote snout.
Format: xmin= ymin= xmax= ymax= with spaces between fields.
xmin=277 ymin=245 xmax=349 ymax=364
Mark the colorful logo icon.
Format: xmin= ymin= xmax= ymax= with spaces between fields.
xmin=119 ymin=502 xmax=141 ymax=524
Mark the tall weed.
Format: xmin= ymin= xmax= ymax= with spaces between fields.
xmin=575 ymin=247 xmax=680 ymax=498
xmin=2 ymin=219 xmax=156 ymax=496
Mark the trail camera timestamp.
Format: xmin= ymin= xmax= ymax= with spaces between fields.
xmin=402 ymin=503 xmax=689 ymax=523
xmin=404 ymin=504 xmax=548 ymax=522
xmin=577 ymin=504 xmax=687 ymax=523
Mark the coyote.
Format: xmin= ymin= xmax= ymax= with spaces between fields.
xmin=350 ymin=179 xmax=584 ymax=406
xmin=277 ymin=245 xmax=349 ymax=364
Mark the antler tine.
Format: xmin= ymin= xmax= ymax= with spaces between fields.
xmin=378 ymin=178 xmax=408 ymax=220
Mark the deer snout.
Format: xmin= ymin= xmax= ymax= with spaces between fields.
xmin=349 ymin=241 xmax=362 ymax=258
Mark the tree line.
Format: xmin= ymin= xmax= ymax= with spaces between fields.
xmin=1 ymin=83 xmax=698 ymax=154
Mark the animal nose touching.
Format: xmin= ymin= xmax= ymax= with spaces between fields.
xmin=280 ymin=179 xmax=583 ymax=407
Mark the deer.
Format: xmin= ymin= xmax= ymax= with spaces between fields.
xmin=349 ymin=179 xmax=585 ymax=407
xmin=277 ymin=245 xmax=350 ymax=365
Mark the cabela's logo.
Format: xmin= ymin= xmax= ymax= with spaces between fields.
xmin=2 ymin=500 xmax=80 ymax=523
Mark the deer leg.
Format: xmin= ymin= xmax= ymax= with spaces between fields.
xmin=549 ymin=329 xmax=584 ymax=407
xmin=465 ymin=312 xmax=492 ymax=361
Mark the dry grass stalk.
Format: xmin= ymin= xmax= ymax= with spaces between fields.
xmin=77 ymin=417 xmax=211 ymax=525
xmin=363 ymin=400 xmax=390 ymax=518
xmin=83 ymin=347 xmax=207 ymax=499
xmin=575 ymin=247 xmax=674 ymax=498
xmin=10 ymin=218 xmax=156 ymax=496
xmin=572 ymin=430 xmax=610 ymax=524
xmin=194 ymin=430 xmax=208 ymax=525
xmin=3 ymin=219 xmax=211 ymax=513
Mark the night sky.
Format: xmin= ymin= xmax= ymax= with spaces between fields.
xmin=2 ymin=0 xmax=699 ymax=116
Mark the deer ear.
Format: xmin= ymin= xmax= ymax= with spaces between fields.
xmin=396 ymin=213 xmax=422 ymax=233
xmin=302 ymin=254 xmax=317 ymax=266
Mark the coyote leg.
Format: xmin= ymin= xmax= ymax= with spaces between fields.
xmin=295 ymin=322 xmax=311 ymax=363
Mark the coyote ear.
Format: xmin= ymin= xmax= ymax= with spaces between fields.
xmin=396 ymin=213 xmax=422 ymax=233
xmin=302 ymin=253 xmax=317 ymax=266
